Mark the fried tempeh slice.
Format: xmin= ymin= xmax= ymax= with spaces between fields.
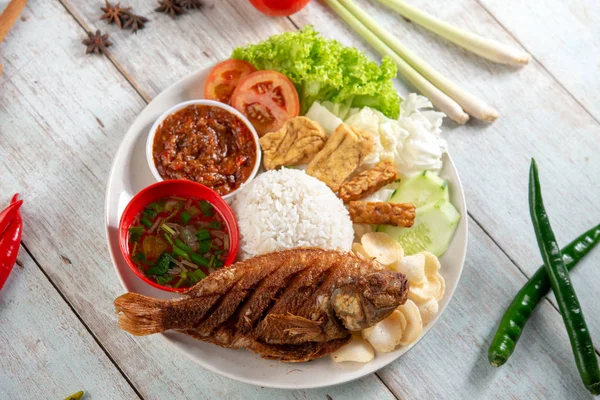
xmin=338 ymin=161 xmax=398 ymax=202
xmin=349 ymin=201 xmax=416 ymax=227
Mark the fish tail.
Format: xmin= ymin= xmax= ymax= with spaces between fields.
xmin=114 ymin=293 xmax=171 ymax=336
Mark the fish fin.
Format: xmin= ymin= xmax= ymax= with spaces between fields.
xmin=265 ymin=313 xmax=323 ymax=337
xmin=114 ymin=293 xmax=170 ymax=336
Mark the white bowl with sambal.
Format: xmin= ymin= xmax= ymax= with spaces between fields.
xmin=146 ymin=99 xmax=261 ymax=200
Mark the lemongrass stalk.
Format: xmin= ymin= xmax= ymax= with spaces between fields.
xmin=377 ymin=0 xmax=530 ymax=66
xmin=338 ymin=0 xmax=498 ymax=122
xmin=324 ymin=0 xmax=469 ymax=124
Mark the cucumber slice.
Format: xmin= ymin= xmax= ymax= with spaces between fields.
xmin=390 ymin=171 xmax=449 ymax=208
xmin=379 ymin=199 xmax=461 ymax=256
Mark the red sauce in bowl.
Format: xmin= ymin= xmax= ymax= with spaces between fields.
xmin=118 ymin=180 xmax=239 ymax=293
xmin=128 ymin=195 xmax=229 ymax=290
xmin=152 ymin=104 xmax=257 ymax=196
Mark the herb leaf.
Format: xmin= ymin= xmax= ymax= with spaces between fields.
xmin=208 ymin=221 xmax=222 ymax=230
xmin=128 ymin=226 xmax=145 ymax=242
xmin=198 ymin=240 xmax=211 ymax=254
xmin=199 ymin=200 xmax=214 ymax=217
xmin=145 ymin=253 xmax=171 ymax=276
xmin=155 ymin=275 xmax=173 ymax=286
xmin=196 ymin=229 xmax=211 ymax=241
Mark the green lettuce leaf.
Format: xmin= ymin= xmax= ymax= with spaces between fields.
xmin=231 ymin=26 xmax=401 ymax=118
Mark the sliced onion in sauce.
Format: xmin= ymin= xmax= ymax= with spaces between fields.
xmin=169 ymin=267 xmax=182 ymax=276
xmin=211 ymin=230 xmax=225 ymax=239
xmin=148 ymin=217 xmax=163 ymax=234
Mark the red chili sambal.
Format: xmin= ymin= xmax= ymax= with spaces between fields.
xmin=153 ymin=105 xmax=257 ymax=196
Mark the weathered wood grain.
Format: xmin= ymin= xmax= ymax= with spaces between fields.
xmin=378 ymin=219 xmax=593 ymax=399
xmin=0 ymin=247 xmax=139 ymax=400
xmin=59 ymin=0 xmax=296 ymax=101
xmin=291 ymin=0 xmax=600 ymax=352
xmin=1 ymin=0 xmax=599 ymax=398
xmin=478 ymin=0 xmax=600 ymax=122
xmin=0 ymin=1 xmax=396 ymax=398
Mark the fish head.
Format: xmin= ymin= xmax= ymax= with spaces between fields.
xmin=331 ymin=269 xmax=409 ymax=331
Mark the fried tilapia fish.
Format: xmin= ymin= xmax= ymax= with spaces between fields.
xmin=114 ymin=248 xmax=409 ymax=362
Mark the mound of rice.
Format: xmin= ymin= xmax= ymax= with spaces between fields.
xmin=232 ymin=169 xmax=354 ymax=259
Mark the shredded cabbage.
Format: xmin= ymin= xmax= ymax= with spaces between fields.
xmin=339 ymin=94 xmax=446 ymax=178
xmin=231 ymin=26 xmax=401 ymax=118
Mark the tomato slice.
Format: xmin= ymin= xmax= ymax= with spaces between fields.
xmin=249 ymin=0 xmax=311 ymax=17
xmin=231 ymin=70 xmax=300 ymax=136
xmin=204 ymin=59 xmax=257 ymax=104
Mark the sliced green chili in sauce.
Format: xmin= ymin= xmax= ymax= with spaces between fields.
xmin=127 ymin=196 xmax=230 ymax=289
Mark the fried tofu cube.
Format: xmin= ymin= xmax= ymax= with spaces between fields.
xmin=306 ymin=124 xmax=375 ymax=191
xmin=259 ymin=117 xmax=327 ymax=170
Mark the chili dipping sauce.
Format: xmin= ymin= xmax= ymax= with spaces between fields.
xmin=153 ymin=105 xmax=257 ymax=196
xmin=128 ymin=196 xmax=230 ymax=289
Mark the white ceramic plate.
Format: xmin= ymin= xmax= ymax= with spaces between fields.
xmin=105 ymin=66 xmax=468 ymax=390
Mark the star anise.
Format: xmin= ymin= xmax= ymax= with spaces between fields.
xmin=178 ymin=0 xmax=203 ymax=10
xmin=155 ymin=0 xmax=185 ymax=18
xmin=123 ymin=13 xmax=149 ymax=33
xmin=82 ymin=30 xmax=112 ymax=55
xmin=100 ymin=1 xmax=131 ymax=29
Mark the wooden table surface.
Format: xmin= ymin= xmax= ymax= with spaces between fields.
xmin=1 ymin=0 xmax=599 ymax=398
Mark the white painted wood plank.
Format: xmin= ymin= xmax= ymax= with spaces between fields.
xmin=0 ymin=247 xmax=139 ymax=400
xmin=291 ymin=0 xmax=600 ymax=354
xmin=477 ymin=0 xmax=600 ymax=122
xmin=60 ymin=0 xmax=297 ymax=101
xmin=0 ymin=1 xmax=396 ymax=398
xmin=378 ymin=219 xmax=593 ymax=399
xmin=2 ymin=0 xmax=596 ymax=397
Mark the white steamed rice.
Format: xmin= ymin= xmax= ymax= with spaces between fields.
xmin=231 ymin=169 xmax=354 ymax=259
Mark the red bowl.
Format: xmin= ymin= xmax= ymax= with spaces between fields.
xmin=118 ymin=180 xmax=239 ymax=292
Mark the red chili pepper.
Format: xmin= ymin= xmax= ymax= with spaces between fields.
xmin=0 ymin=194 xmax=23 ymax=290
xmin=0 ymin=199 xmax=22 ymax=237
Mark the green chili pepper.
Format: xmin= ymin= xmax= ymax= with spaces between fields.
xmin=198 ymin=240 xmax=211 ymax=254
xmin=488 ymin=222 xmax=600 ymax=367
xmin=174 ymin=239 xmax=209 ymax=266
xmin=128 ymin=226 xmax=144 ymax=242
xmin=163 ymin=233 xmax=174 ymax=246
xmin=187 ymin=269 xmax=206 ymax=285
xmin=190 ymin=253 xmax=209 ymax=267
xmin=161 ymin=223 xmax=176 ymax=236
xmin=196 ymin=229 xmax=211 ymax=241
xmin=172 ymin=246 xmax=190 ymax=261
xmin=528 ymin=159 xmax=600 ymax=395
xmin=180 ymin=210 xmax=192 ymax=224
xmin=199 ymin=200 xmax=214 ymax=217
xmin=174 ymin=271 xmax=187 ymax=288
xmin=140 ymin=217 xmax=153 ymax=229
